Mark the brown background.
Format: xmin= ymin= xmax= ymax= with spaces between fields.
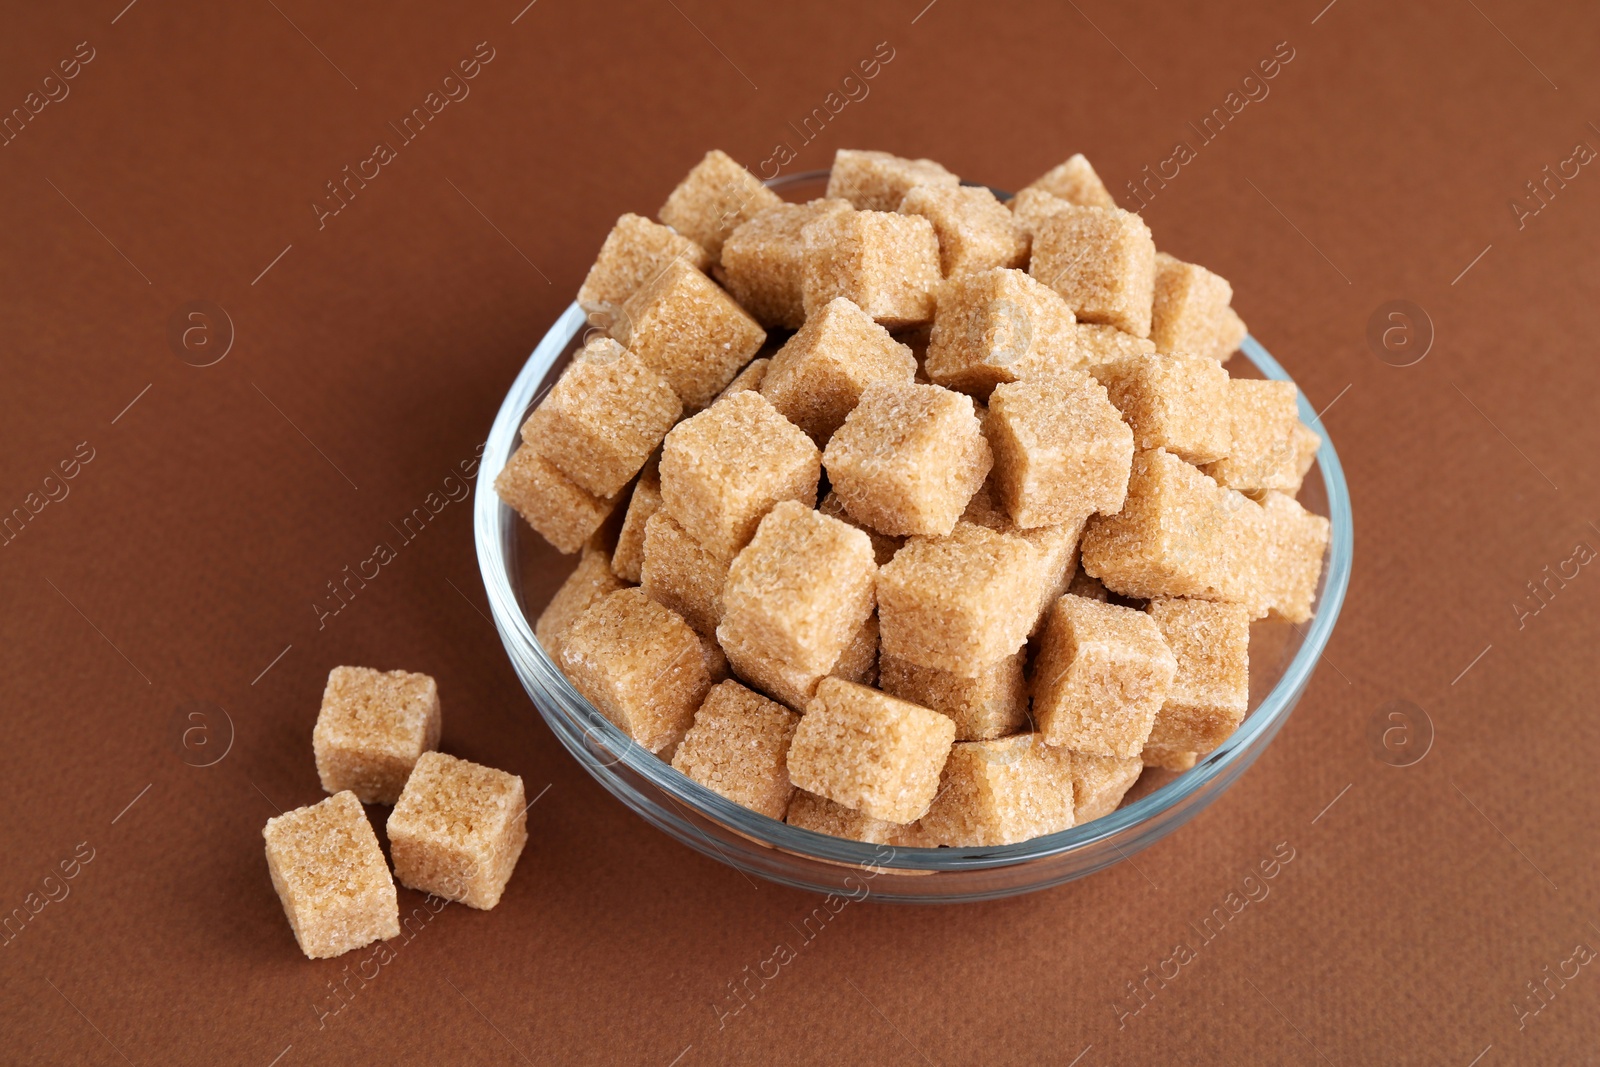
xmin=2 ymin=0 xmax=1596 ymax=1063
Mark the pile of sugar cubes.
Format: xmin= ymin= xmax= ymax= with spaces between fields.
xmin=262 ymin=667 xmax=529 ymax=958
xmin=497 ymin=148 xmax=1330 ymax=849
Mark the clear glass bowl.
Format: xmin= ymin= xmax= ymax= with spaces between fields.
xmin=473 ymin=177 xmax=1353 ymax=903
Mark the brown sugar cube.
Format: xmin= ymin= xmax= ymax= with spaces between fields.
xmin=1255 ymin=491 xmax=1331 ymax=624
xmin=386 ymin=752 xmax=528 ymax=911
xmin=1142 ymin=744 xmax=1199 ymax=771
xmin=1150 ymin=252 xmax=1239 ymax=359
xmin=1008 ymin=187 xmax=1075 ymax=242
xmin=312 ymin=667 xmax=441 ymax=805
xmin=823 ymin=381 xmax=992 ymax=537
xmin=1202 ymin=379 xmax=1302 ymax=492
xmin=522 ymin=337 xmax=681 ymax=498
xmin=1030 ymin=205 xmax=1157 ymax=338
xmin=1146 ymin=598 xmax=1249 ymax=752
xmin=832 ymin=611 xmax=880 ymax=687
xmin=819 ymin=490 xmax=904 ymax=566
xmin=879 ymin=648 xmax=1028 ymax=741
xmin=495 ymin=444 xmax=618 ymax=555
xmin=1022 ymin=154 xmax=1116 ymax=209
xmin=787 ymin=678 xmax=955 ymax=823
xmin=1214 ymin=306 xmax=1249 ymax=363
xmin=715 ymin=357 xmax=769 ymax=401
xmin=1066 ymin=565 xmax=1110 ymax=602
xmin=898 ymin=185 xmax=1028 ymax=277
xmin=639 ymin=511 xmax=731 ymax=636
xmin=825 ymin=149 xmax=960 ymax=211
xmin=786 ymin=789 xmax=902 ymax=844
xmin=611 ymin=463 xmax=661 ymax=583
xmin=537 ymin=547 xmax=627 ymax=664
xmin=1284 ymin=422 xmax=1321 ymax=496
xmin=986 ymin=372 xmax=1134 ymax=528
xmin=1071 ymin=752 xmax=1145 ymax=821
xmin=960 ymin=481 xmax=1085 ymax=629
xmin=801 ymin=208 xmax=943 ymax=329
xmin=720 ymin=199 xmax=852 ymax=328
xmin=924 ymin=268 xmax=1079 ymax=401
xmin=263 ymin=791 xmax=399 ymax=959
xmin=719 ymin=502 xmax=877 ymax=674
xmin=559 ymin=588 xmax=713 ymax=753
xmin=614 ymin=260 xmax=766 ymax=410
xmin=1031 ymin=594 xmax=1177 ymax=757
xmin=760 ymin=297 xmax=917 ymax=444
xmin=1091 ymin=354 xmax=1231 ymax=465
xmin=659 ymin=391 xmax=821 ymax=559
xmin=720 ymin=628 xmax=825 ymax=712
xmin=671 ymin=681 xmax=800 ymax=820
xmin=1068 ymin=322 xmax=1158 ymax=366
xmin=905 ymin=735 xmax=1076 ymax=847
xmin=700 ymin=631 xmax=731 ymax=684
xmin=658 ymin=149 xmax=784 ymax=260
xmin=877 ymin=522 xmax=1040 ymax=673
xmin=578 ymin=213 xmax=711 ymax=313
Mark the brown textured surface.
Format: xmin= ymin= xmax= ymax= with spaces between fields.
xmin=3 ymin=1 xmax=1598 ymax=1063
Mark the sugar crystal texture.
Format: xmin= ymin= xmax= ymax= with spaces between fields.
xmin=578 ymin=213 xmax=710 ymax=313
xmin=263 ymin=791 xmax=399 ymax=959
xmin=312 ymin=666 xmax=441 ymax=805
xmin=1215 ymin=306 xmax=1249 ymax=363
xmin=1253 ymin=491 xmax=1330 ymax=624
xmin=903 ymin=735 xmax=1076 ymax=846
xmin=801 ymin=208 xmax=943 ymax=329
xmin=1285 ymin=422 xmax=1322 ymax=496
xmin=1070 ymin=752 xmax=1145 ymax=821
xmin=822 ymin=381 xmax=992 ymax=537
xmin=1150 ymin=252 xmax=1242 ymax=360
xmin=825 ymin=149 xmax=960 ymax=211
xmin=495 ymin=443 xmax=617 ymax=555
xmin=716 ymin=357 xmax=770 ymax=401
xmin=386 ymin=752 xmax=528 ymax=911
xmin=819 ymin=490 xmax=904 ymax=566
xmin=985 ymin=371 xmax=1134 ymax=527
xmin=1029 ymin=205 xmax=1157 ymax=338
xmin=671 ymin=681 xmax=800 ymax=819
xmin=1146 ymin=598 xmax=1249 ymax=752
xmin=1008 ymin=187 xmax=1075 ymax=242
xmin=832 ymin=611 xmax=880 ymax=688
xmin=1202 ymin=379 xmax=1302 ymax=492
xmin=615 ymin=260 xmax=767 ymax=410
xmin=1022 ymin=154 xmax=1117 ymax=209
xmin=1091 ymin=354 xmax=1231 ymax=465
xmin=720 ymin=199 xmax=852 ymax=328
xmin=639 ymin=510 xmax=731 ymax=636
xmin=658 ymin=149 xmax=784 ymax=260
xmin=559 ymin=588 xmax=713 ymax=753
xmin=1066 ymin=565 xmax=1110 ymax=602
xmin=787 ymin=678 xmax=955 ymax=823
xmin=1031 ymin=594 xmax=1177 ymax=757
xmin=760 ymin=296 xmax=917 ymax=444
xmin=1068 ymin=323 xmax=1158 ymax=366
xmin=786 ymin=789 xmax=903 ymax=844
xmin=878 ymin=648 xmax=1028 ymax=741
xmin=924 ymin=268 xmax=1079 ymax=401
xmin=537 ymin=548 xmax=627 ymax=664
xmin=1142 ymin=744 xmax=1198 ymax=771
xmin=610 ymin=461 xmax=661 ymax=583
xmin=898 ymin=185 xmax=1028 ymax=277
xmin=959 ymin=480 xmax=1085 ymax=630
xmin=720 ymin=628 xmax=827 ymax=712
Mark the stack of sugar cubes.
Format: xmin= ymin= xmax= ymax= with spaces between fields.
xmin=497 ymin=148 xmax=1329 ymax=849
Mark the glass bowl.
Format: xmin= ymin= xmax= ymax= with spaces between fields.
xmin=473 ymin=176 xmax=1353 ymax=903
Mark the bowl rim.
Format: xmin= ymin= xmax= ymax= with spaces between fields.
xmin=474 ymin=248 xmax=1353 ymax=876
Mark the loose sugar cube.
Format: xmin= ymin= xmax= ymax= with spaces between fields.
xmin=263 ymin=791 xmax=399 ymax=959
xmin=823 ymin=381 xmax=992 ymax=537
xmin=832 ymin=611 xmax=880 ymax=687
xmin=615 ymin=260 xmax=767 ymax=410
xmin=1008 ymin=187 xmax=1074 ymax=242
xmin=720 ymin=199 xmax=852 ymax=328
xmin=786 ymin=789 xmax=902 ymax=844
xmin=986 ymin=372 xmax=1134 ymax=527
xmin=1031 ymin=594 xmax=1177 ymax=757
xmin=877 ymin=522 xmax=1040 ymax=672
xmin=386 ymin=752 xmax=528 ymax=911
xmin=611 ymin=462 xmax=661 ymax=583
xmin=495 ymin=444 xmax=618 ymax=555
xmin=819 ymin=490 xmax=904 ymax=566
xmin=801 ymin=208 xmax=943 ymax=328
xmin=826 ymin=149 xmax=960 ymax=211
xmin=659 ymin=391 xmax=821 ymax=559
xmin=1068 ymin=322 xmax=1158 ymax=366
xmin=1091 ymin=354 xmax=1231 ymax=465
xmin=879 ymin=648 xmax=1028 ymax=741
xmin=1142 ymin=744 xmax=1199 ymax=771
xmin=760 ymin=297 xmax=917 ymax=444
xmin=658 ymin=149 xmax=784 ymax=259
xmin=1071 ymin=753 xmax=1145 ymax=821
xmin=1146 ymin=598 xmax=1249 ymax=752
xmin=1214 ymin=306 xmax=1249 ymax=362
xmin=717 ymin=357 xmax=770 ymax=400
xmin=787 ymin=678 xmax=955 ymax=823
xmin=671 ymin=681 xmax=800 ymax=819
xmin=906 ymin=735 xmax=1076 ymax=846
xmin=560 ymin=588 xmax=713 ymax=753
xmin=312 ymin=667 xmax=441 ymax=805
xmin=578 ymin=213 xmax=711 ymax=312
xmin=1022 ymin=154 xmax=1116 ymax=209
xmin=719 ymin=501 xmax=877 ymax=673
xmin=898 ymin=185 xmax=1028 ymax=277
xmin=1150 ymin=253 xmax=1239 ymax=359
xmin=1202 ymin=379 xmax=1301 ymax=492
xmin=640 ymin=511 xmax=731 ymax=635
xmin=1030 ymin=205 xmax=1157 ymax=338
xmin=537 ymin=548 xmax=627 ymax=664
xmin=522 ymin=337 xmax=681 ymax=498
xmin=924 ymin=268 xmax=1079 ymax=400
xmin=1254 ymin=491 xmax=1330 ymax=624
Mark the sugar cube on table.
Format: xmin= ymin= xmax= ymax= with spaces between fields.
xmin=825 ymin=149 xmax=960 ymax=211
xmin=720 ymin=199 xmax=852 ymax=328
xmin=386 ymin=752 xmax=528 ymax=910
xmin=1146 ymin=598 xmax=1249 ymax=752
xmin=312 ymin=666 xmax=441 ymax=806
xmin=1202 ymin=379 xmax=1302 ymax=492
xmin=659 ymin=390 xmax=821 ymax=560
xmin=1092 ymin=353 xmax=1231 ymax=465
xmin=786 ymin=678 xmax=955 ymax=824
xmin=786 ymin=789 xmax=904 ymax=845
xmin=898 ymin=185 xmax=1028 ymax=278
xmin=986 ymin=371 xmax=1134 ymax=528
xmin=671 ymin=680 xmax=801 ymax=820
xmin=559 ymin=588 xmax=713 ymax=754
xmin=1021 ymin=154 xmax=1117 ymax=209
xmin=263 ymin=791 xmax=399 ymax=959
xmin=823 ymin=381 xmax=992 ymax=537
xmin=640 ymin=510 xmax=731 ymax=636
xmin=759 ymin=296 xmax=917 ymax=445
xmin=610 ymin=461 xmax=661 ymax=583
xmin=658 ymin=149 xmax=784 ymax=260
xmin=537 ymin=547 xmax=627 ymax=664
xmin=904 ymin=734 xmax=1076 ymax=847
xmin=1150 ymin=252 xmax=1245 ymax=361
xmin=1070 ymin=752 xmax=1145 ymax=822
xmin=923 ymin=268 xmax=1079 ymax=401
xmin=578 ymin=213 xmax=710 ymax=313
xmin=878 ymin=648 xmax=1028 ymax=741
xmin=801 ymin=208 xmax=943 ymax=329
xmin=1031 ymin=594 xmax=1178 ymax=758
xmin=819 ymin=490 xmax=904 ymax=566
xmin=495 ymin=443 xmax=618 ymax=555
xmin=615 ymin=259 xmax=766 ymax=410
xmin=1029 ymin=205 xmax=1157 ymax=338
